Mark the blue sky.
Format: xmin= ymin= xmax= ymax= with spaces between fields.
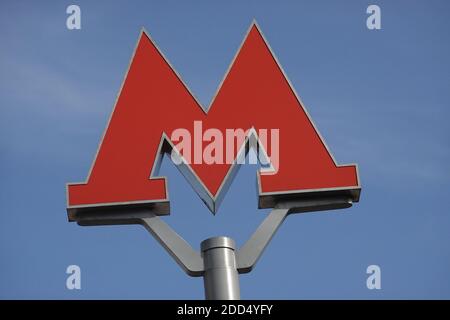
xmin=0 ymin=0 xmax=449 ymax=299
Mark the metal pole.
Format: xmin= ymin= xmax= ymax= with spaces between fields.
xmin=76 ymin=198 xmax=354 ymax=299
xmin=134 ymin=200 xmax=349 ymax=299
xmin=201 ymin=236 xmax=240 ymax=300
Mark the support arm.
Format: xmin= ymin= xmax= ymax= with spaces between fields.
xmin=236 ymin=208 xmax=289 ymax=273
xmin=236 ymin=197 xmax=352 ymax=273
xmin=140 ymin=214 xmax=204 ymax=277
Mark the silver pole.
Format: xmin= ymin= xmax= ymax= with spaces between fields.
xmin=77 ymin=199 xmax=354 ymax=299
xmin=135 ymin=201 xmax=349 ymax=299
xmin=201 ymin=236 xmax=240 ymax=300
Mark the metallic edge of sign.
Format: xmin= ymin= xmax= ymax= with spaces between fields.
xmin=66 ymin=20 xmax=361 ymax=223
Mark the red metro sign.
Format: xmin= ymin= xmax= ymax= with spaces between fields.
xmin=66 ymin=23 xmax=360 ymax=222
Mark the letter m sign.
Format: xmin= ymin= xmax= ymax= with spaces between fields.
xmin=66 ymin=23 xmax=360 ymax=224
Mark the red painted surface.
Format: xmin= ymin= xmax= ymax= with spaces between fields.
xmin=68 ymin=25 xmax=358 ymax=208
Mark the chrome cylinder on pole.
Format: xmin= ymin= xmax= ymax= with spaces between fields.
xmin=201 ymin=236 xmax=240 ymax=300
